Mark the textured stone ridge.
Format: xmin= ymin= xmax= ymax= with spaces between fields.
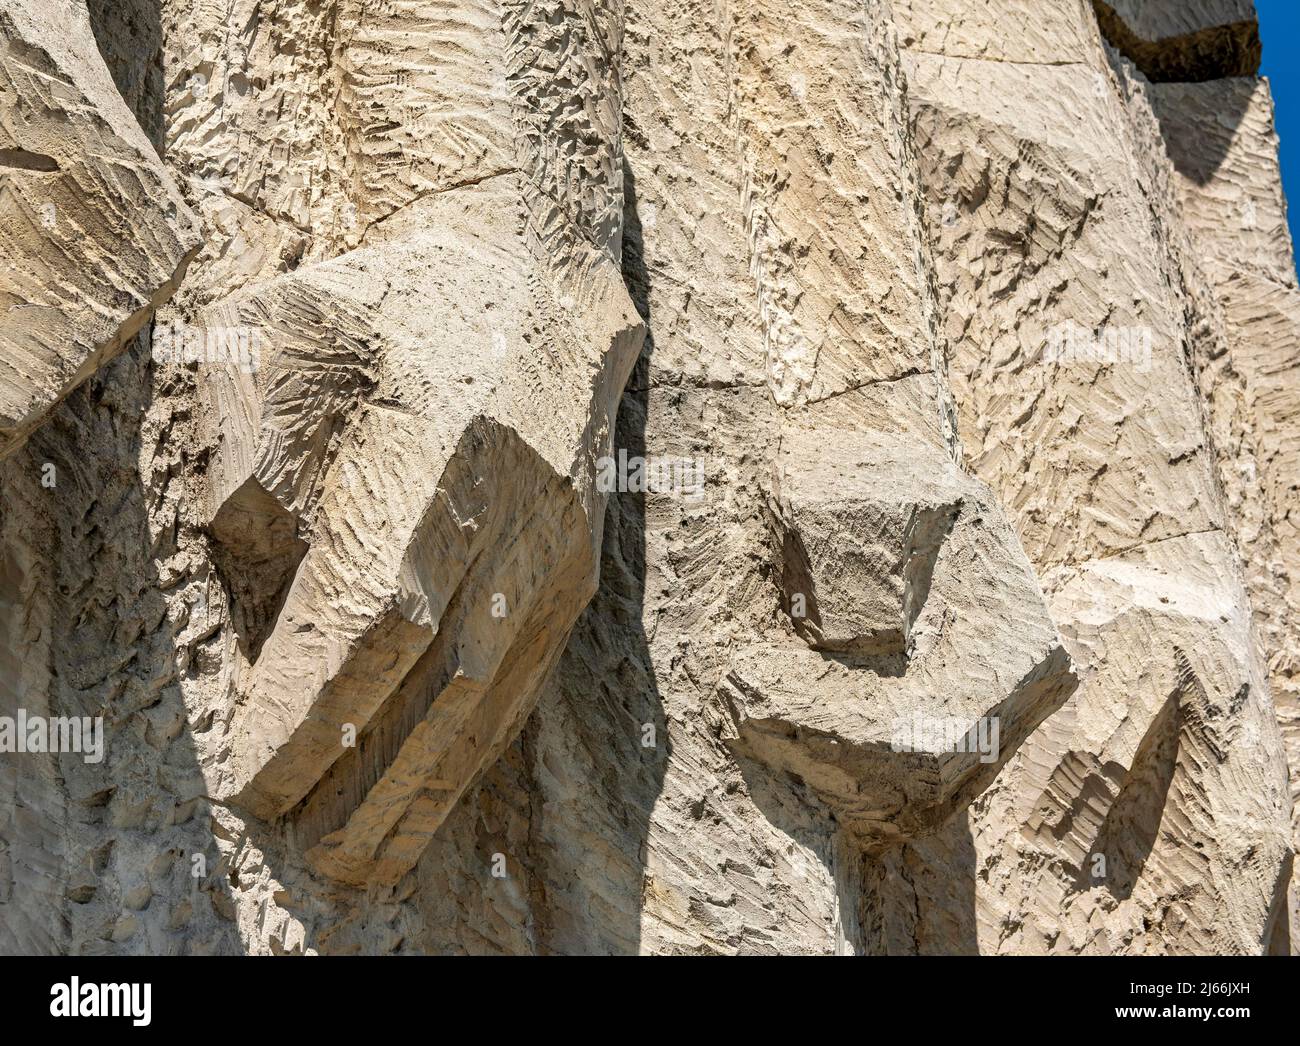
xmin=0 ymin=0 xmax=1295 ymax=956
xmin=724 ymin=428 xmax=1078 ymax=846
xmin=0 ymin=0 xmax=200 ymax=461
xmin=198 ymin=2 xmax=645 ymax=890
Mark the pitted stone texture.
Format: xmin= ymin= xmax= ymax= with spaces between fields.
xmin=978 ymin=532 xmax=1293 ymax=954
xmin=893 ymin=0 xmax=1097 ymax=64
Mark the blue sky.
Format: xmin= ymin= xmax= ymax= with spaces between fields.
xmin=1257 ymin=0 xmax=1300 ymax=248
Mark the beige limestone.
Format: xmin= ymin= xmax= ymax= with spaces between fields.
xmin=188 ymin=3 xmax=644 ymax=891
xmin=0 ymin=0 xmax=199 ymax=461
xmin=0 ymin=0 xmax=1294 ymax=956
xmin=1145 ymin=72 xmax=1300 ymax=953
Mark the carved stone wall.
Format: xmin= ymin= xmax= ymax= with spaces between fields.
xmin=0 ymin=0 xmax=1294 ymax=954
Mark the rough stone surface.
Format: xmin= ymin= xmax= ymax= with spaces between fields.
xmin=0 ymin=0 xmax=1295 ymax=955
xmin=1146 ymin=72 xmax=1300 ymax=954
xmin=0 ymin=0 xmax=199 ymax=461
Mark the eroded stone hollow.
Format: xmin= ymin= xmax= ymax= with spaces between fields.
xmin=0 ymin=0 xmax=1295 ymax=955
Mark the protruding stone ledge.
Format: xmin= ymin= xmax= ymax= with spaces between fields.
xmin=723 ymin=430 xmax=1078 ymax=847
xmin=1092 ymin=0 xmax=1261 ymax=81
xmin=766 ymin=429 xmax=962 ymax=657
xmin=0 ymin=0 xmax=201 ymax=461
xmin=208 ymin=178 xmax=644 ymax=888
